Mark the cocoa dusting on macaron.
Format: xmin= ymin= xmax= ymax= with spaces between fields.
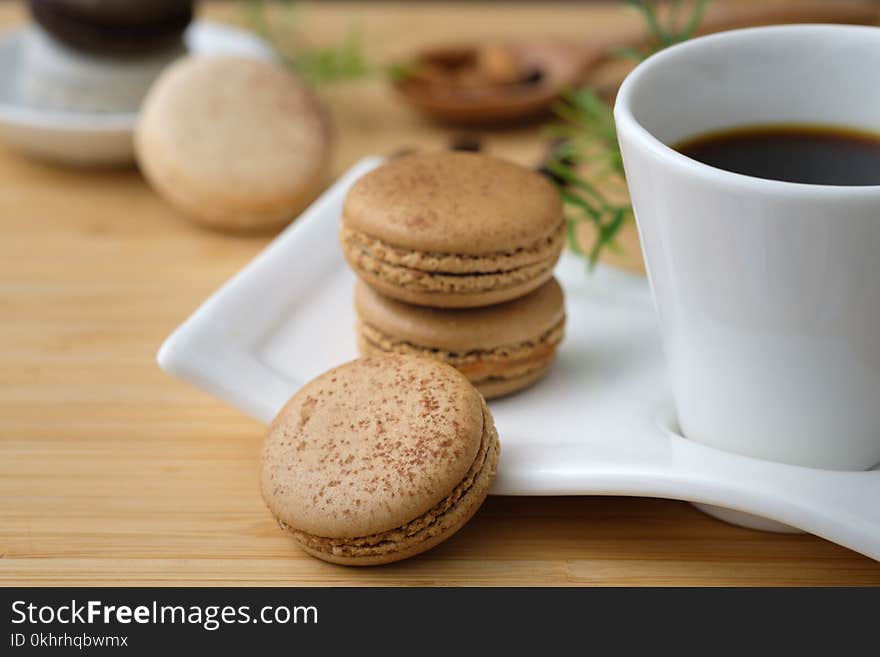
xmin=261 ymin=355 xmax=500 ymax=566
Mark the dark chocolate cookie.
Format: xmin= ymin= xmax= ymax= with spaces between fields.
xmin=29 ymin=0 xmax=195 ymax=55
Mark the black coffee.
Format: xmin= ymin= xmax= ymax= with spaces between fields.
xmin=674 ymin=124 xmax=880 ymax=186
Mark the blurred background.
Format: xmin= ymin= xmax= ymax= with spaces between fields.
xmin=4 ymin=1 xmax=880 ymax=586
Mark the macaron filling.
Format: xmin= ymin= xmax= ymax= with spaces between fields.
xmin=341 ymin=223 xmax=564 ymax=274
xmin=341 ymin=223 xmax=565 ymax=294
xmin=358 ymin=318 xmax=565 ymax=385
xmin=283 ymin=401 xmax=498 ymax=558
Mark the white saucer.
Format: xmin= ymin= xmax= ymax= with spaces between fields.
xmin=0 ymin=20 xmax=274 ymax=166
xmin=158 ymin=157 xmax=880 ymax=561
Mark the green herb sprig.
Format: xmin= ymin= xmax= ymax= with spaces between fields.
xmin=244 ymin=0 xmax=372 ymax=84
xmin=543 ymin=92 xmax=631 ymax=266
xmin=548 ymin=0 xmax=709 ymax=268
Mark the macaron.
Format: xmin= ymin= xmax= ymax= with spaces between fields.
xmin=261 ymin=355 xmax=500 ymax=566
xmin=355 ymin=277 xmax=565 ymax=399
xmin=135 ymin=56 xmax=331 ymax=232
xmin=29 ymin=0 xmax=194 ymax=55
xmin=340 ymin=151 xmax=564 ymax=308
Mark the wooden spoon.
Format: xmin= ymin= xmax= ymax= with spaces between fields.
xmin=393 ymin=0 xmax=880 ymax=125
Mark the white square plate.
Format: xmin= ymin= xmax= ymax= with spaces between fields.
xmin=160 ymin=157 xmax=880 ymax=561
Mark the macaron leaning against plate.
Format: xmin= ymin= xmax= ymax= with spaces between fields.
xmin=135 ymin=55 xmax=331 ymax=232
xmin=355 ymin=277 xmax=566 ymax=398
xmin=340 ymin=151 xmax=565 ymax=308
xmin=261 ymin=355 xmax=500 ymax=566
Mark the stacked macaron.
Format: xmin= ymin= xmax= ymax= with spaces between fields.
xmin=20 ymin=0 xmax=194 ymax=112
xmin=340 ymin=151 xmax=567 ymax=398
xmin=264 ymin=153 xmax=564 ymax=564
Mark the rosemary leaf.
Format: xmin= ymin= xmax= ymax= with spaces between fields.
xmin=559 ymin=189 xmax=601 ymax=224
xmin=566 ymin=219 xmax=587 ymax=257
xmin=546 ymin=0 xmax=709 ymax=269
xmin=628 ymin=0 xmax=667 ymax=47
xmin=681 ymin=0 xmax=710 ymax=40
xmin=245 ymin=0 xmax=373 ymax=84
xmin=612 ymin=46 xmax=649 ymax=62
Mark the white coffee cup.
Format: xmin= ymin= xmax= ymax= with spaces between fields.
xmin=614 ymin=25 xmax=880 ymax=470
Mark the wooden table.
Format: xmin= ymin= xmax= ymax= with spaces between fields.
xmin=2 ymin=1 xmax=879 ymax=586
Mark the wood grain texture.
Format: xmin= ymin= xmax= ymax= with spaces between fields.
xmin=2 ymin=1 xmax=880 ymax=586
